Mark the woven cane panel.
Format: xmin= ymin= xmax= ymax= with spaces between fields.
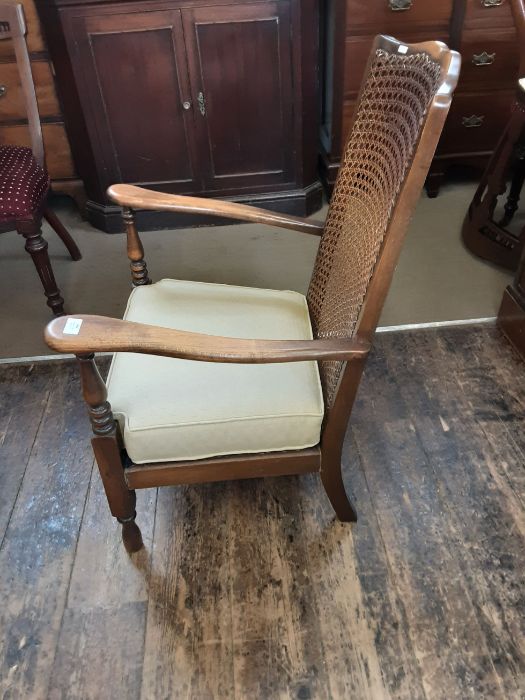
xmin=308 ymin=49 xmax=442 ymax=405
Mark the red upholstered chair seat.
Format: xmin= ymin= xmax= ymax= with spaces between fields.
xmin=0 ymin=145 xmax=50 ymax=223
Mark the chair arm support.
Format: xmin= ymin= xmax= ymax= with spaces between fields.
xmin=107 ymin=184 xmax=325 ymax=236
xmin=45 ymin=315 xmax=370 ymax=364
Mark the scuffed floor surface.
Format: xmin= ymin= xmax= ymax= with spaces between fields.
xmin=0 ymin=324 xmax=524 ymax=699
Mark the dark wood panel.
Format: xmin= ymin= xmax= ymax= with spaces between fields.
xmin=464 ymin=0 xmax=515 ymax=30
xmin=437 ymin=90 xmax=515 ymax=155
xmin=183 ymin=1 xmax=295 ymax=193
xmin=64 ymin=9 xmax=200 ymax=192
xmin=457 ymin=28 xmax=519 ymax=92
xmin=345 ymin=0 xmax=453 ymax=32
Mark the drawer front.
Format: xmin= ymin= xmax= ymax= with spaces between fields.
xmin=344 ymin=32 xmax=449 ymax=98
xmin=457 ymin=31 xmax=519 ymax=92
xmin=0 ymin=0 xmax=45 ymax=59
xmin=437 ymin=91 xmax=515 ymax=155
xmin=1 ymin=123 xmax=75 ymax=179
xmin=0 ymin=61 xmax=60 ymax=121
xmin=464 ymin=0 xmax=515 ymax=30
xmin=346 ymin=0 xmax=453 ymax=32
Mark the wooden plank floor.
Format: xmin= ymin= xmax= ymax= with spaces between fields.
xmin=0 ymin=324 xmax=524 ymax=699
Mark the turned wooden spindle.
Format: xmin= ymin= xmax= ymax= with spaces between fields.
xmin=122 ymin=207 xmax=151 ymax=287
xmin=76 ymin=353 xmax=143 ymax=553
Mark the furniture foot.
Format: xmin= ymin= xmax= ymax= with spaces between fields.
xmin=17 ymin=217 xmax=65 ymax=316
xmin=425 ymin=167 xmax=445 ymax=198
xmin=43 ymin=206 xmax=82 ymax=261
xmin=320 ymin=465 xmax=357 ymax=522
xmin=119 ymin=512 xmax=144 ymax=554
xmin=499 ymin=157 xmax=525 ymax=227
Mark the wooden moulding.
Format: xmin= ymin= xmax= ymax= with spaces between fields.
xmin=124 ymin=448 xmax=322 ymax=489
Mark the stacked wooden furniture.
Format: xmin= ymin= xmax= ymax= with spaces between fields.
xmin=0 ymin=0 xmax=84 ymax=209
xmin=320 ymin=0 xmax=519 ymax=197
xmin=36 ymin=0 xmax=322 ymax=232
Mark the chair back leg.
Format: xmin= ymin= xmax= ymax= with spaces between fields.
xmin=16 ymin=217 xmax=65 ymax=316
xmin=43 ymin=206 xmax=82 ymax=261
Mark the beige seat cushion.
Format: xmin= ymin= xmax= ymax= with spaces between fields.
xmin=106 ymin=279 xmax=324 ymax=464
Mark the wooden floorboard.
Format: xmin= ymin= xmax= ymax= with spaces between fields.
xmin=0 ymin=326 xmax=524 ymax=699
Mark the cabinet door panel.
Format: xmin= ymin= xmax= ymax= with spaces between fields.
xmin=64 ymin=9 xmax=199 ymax=192
xmin=183 ymin=2 xmax=295 ymax=193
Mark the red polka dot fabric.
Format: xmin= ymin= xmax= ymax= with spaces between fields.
xmin=0 ymin=145 xmax=50 ymax=223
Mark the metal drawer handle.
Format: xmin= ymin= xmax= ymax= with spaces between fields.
xmin=389 ymin=0 xmax=413 ymax=10
xmin=481 ymin=0 xmax=503 ymax=6
xmin=472 ymin=51 xmax=496 ymax=66
xmin=198 ymin=91 xmax=206 ymax=117
xmin=0 ymin=85 xmax=6 ymax=97
xmin=462 ymin=115 xmax=485 ymax=128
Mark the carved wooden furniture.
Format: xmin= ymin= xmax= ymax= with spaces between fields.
xmin=462 ymin=0 xmax=525 ymax=269
xmin=498 ymin=239 xmax=525 ymax=355
xmin=35 ymin=0 xmax=322 ymax=233
xmin=0 ymin=3 xmax=81 ymax=316
xmin=320 ymin=0 xmax=518 ymax=198
xmin=0 ymin=0 xmax=85 ymax=210
xmin=462 ymin=81 xmax=525 ymax=269
xmin=45 ymin=36 xmax=460 ymax=552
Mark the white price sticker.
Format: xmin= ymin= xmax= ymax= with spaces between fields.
xmin=63 ymin=318 xmax=83 ymax=335
xmin=398 ymin=45 xmax=409 ymax=54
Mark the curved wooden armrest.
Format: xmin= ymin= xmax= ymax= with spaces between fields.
xmin=107 ymin=184 xmax=325 ymax=236
xmin=45 ymin=315 xmax=370 ymax=364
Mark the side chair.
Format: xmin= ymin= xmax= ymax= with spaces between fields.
xmin=45 ymin=36 xmax=460 ymax=553
xmin=0 ymin=3 xmax=81 ymax=316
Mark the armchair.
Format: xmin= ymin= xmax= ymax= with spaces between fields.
xmin=45 ymin=35 xmax=460 ymax=553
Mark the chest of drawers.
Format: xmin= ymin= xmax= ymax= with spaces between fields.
xmin=320 ymin=0 xmax=520 ymax=197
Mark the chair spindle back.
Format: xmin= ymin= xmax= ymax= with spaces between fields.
xmin=0 ymin=3 xmax=44 ymax=167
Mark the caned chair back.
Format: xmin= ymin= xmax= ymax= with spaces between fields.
xmin=307 ymin=35 xmax=460 ymax=407
xmin=0 ymin=3 xmax=44 ymax=167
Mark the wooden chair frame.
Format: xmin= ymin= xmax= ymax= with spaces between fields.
xmin=0 ymin=3 xmax=80 ymax=315
xmin=45 ymin=36 xmax=460 ymax=553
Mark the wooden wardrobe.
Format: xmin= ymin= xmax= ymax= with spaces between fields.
xmin=36 ymin=0 xmax=322 ymax=232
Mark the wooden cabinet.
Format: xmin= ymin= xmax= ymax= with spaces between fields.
xmin=0 ymin=0 xmax=84 ymax=209
xmin=37 ymin=0 xmax=321 ymax=232
xmin=320 ymin=0 xmax=520 ymax=198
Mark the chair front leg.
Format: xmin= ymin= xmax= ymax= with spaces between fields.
xmin=16 ymin=216 xmax=65 ymax=316
xmin=77 ymin=353 xmax=143 ymax=553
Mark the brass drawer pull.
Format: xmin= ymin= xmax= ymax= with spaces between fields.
xmin=0 ymin=85 xmax=6 ymax=97
xmin=481 ymin=0 xmax=503 ymax=6
xmin=389 ymin=0 xmax=412 ymax=10
xmin=462 ymin=115 xmax=485 ymax=128
xmin=472 ymin=51 xmax=496 ymax=66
